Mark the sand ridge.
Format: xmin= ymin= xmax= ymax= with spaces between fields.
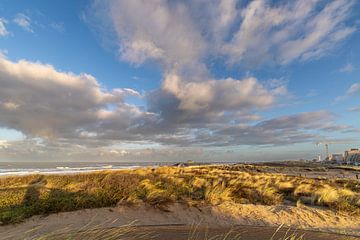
xmin=1 ymin=202 xmax=359 ymax=239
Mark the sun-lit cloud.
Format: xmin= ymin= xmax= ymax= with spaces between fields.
xmin=92 ymin=0 xmax=356 ymax=69
xmin=0 ymin=53 xmax=350 ymax=151
xmin=0 ymin=140 xmax=10 ymax=149
xmin=88 ymin=0 xmax=356 ymax=131
xmin=148 ymin=73 xmax=287 ymax=127
xmin=0 ymin=54 xmax=155 ymax=142
xmin=0 ymin=0 xmax=358 ymax=161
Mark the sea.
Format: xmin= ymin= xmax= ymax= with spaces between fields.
xmin=0 ymin=161 xmax=185 ymax=176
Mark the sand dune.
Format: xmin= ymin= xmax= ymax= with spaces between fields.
xmin=1 ymin=202 xmax=359 ymax=239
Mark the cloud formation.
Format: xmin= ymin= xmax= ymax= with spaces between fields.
xmin=148 ymin=73 xmax=286 ymax=126
xmin=89 ymin=0 xmax=355 ymax=136
xmin=14 ymin=13 xmax=33 ymax=32
xmin=335 ymin=82 xmax=360 ymax=101
xmin=0 ymin=138 xmax=205 ymax=162
xmin=94 ymin=0 xmax=355 ymax=68
xmin=346 ymin=83 xmax=360 ymax=95
xmin=0 ymin=0 xmax=358 ymax=161
xmin=0 ymin=18 xmax=9 ymax=36
xmin=339 ymin=63 xmax=355 ymax=73
xmin=0 ymin=54 xmax=350 ymax=150
xmin=105 ymin=0 xmax=206 ymax=68
xmin=172 ymin=111 xmax=349 ymax=147
xmin=0 ymin=55 xmax=156 ymax=142
xmin=348 ymin=105 xmax=360 ymax=112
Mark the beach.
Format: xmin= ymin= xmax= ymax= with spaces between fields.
xmin=0 ymin=162 xmax=359 ymax=239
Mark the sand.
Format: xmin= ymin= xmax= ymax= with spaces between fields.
xmin=1 ymin=202 xmax=359 ymax=239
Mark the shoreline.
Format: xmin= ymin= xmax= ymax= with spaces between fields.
xmin=0 ymin=160 xmax=359 ymax=178
xmin=0 ymin=162 xmax=224 ymax=177
xmin=0 ymin=166 xmax=141 ymax=177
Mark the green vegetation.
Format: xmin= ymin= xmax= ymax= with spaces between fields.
xmin=0 ymin=165 xmax=359 ymax=224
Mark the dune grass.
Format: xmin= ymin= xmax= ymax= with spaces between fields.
xmin=32 ymin=223 xmax=153 ymax=240
xmin=0 ymin=165 xmax=359 ymax=224
xmin=27 ymin=223 xmax=304 ymax=240
xmin=30 ymin=227 xmax=305 ymax=240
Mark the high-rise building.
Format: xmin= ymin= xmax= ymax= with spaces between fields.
xmin=344 ymin=148 xmax=360 ymax=165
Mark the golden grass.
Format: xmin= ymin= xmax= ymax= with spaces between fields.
xmin=19 ymin=222 xmax=305 ymax=240
xmin=0 ymin=165 xmax=359 ymax=224
xmin=25 ymin=221 xmax=153 ymax=240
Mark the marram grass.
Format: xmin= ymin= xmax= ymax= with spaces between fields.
xmin=18 ymin=222 xmax=305 ymax=240
xmin=0 ymin=165 xmax=359 ymax=224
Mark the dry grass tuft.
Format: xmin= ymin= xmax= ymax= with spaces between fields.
xmin=0 ymin=165 xmax=359 ymax=224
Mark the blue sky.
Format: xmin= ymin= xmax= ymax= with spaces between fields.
xmin=0 ymin=0 xmax=359 ymax=162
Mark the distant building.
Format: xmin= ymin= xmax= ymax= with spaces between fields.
xmin=344 ymin=148 xmax=360 ymax=165
xmin=329 ymin=153 xmax=344 ymax=163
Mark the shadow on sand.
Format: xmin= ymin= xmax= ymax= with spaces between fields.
xmin=0 ymin=175 xmax=103 ymax=225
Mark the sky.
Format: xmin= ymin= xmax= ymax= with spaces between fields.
xmin=0 ymin=0 xmax=359 ymax=163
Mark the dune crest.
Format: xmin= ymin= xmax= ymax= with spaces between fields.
xmin=2 ymin=202 xmax=359 ymax=239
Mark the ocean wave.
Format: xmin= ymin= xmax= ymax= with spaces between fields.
xmin=0 ymin=165 xmax=142 ymax=176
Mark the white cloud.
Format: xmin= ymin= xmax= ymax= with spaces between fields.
xmin=93 ymin=0 xmax=356 ymax=69
xmin=0 ymin=140 xmax=10 ymax=149
xmin=346 ymin=83 xmax=360 ymax=95
xmin=162 ymin=73 xmax=281 ymax=113
xmin=121 ymin=39 xmax=165 ymax=65
xmin=224 ymin=0 xmax=356 ymax=65
xmin=335 ymin=82 xmax=360 ymax=101
xmin=83 ymin=0 xmax=358 ymax=149
xmin=339 ymin=63 xmax=355 ymax=73
xmin=0 ymin=54 xmax=343 ymax=150
xmin=0 ymin=18 xmax=9 ymax=36
xmin=0 ymin=53 xmax=353 ymax=161
xmin=0 ymin=1 xmax=356 ymax=160
xmin=88 ymin=0 xmax=356 ymax=121
xmin=0 ymin=55 xmax=154 ymax=140
xmin=148 ymin=74 xmax=288 ymax=128
xmin=348 ymin=105 xmax=360 ymax=112
xmin=2 ymin=101 xmax=20 ymax=111
xmin=104 ymin=0 xmax=206 ymax=68
xmin=0 ymin=138 xmax=205 ymax=162
xmin=14 ymin=13 xmax=33 ymax=32
xmin=278 ymin=1 xmax=355 ymax=64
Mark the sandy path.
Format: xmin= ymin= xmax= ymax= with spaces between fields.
xmin=1 ymin=202 xmax=359 ymax=239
